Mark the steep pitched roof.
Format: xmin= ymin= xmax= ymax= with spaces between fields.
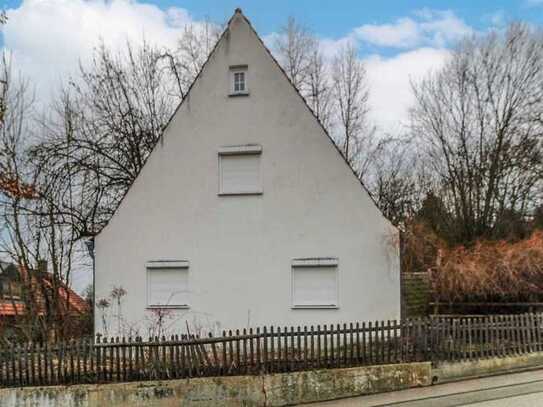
xmin=97 ymin=8 xmax=390 ymax=236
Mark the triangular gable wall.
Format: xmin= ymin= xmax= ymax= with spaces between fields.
xmin=97 ymin=9 xmax=394 ymax=236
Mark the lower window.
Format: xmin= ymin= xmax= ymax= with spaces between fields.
xmin=291 ymin=258 xmax=338 ymax=308
xmin=146 ymin=261 xmax=189 ymax=308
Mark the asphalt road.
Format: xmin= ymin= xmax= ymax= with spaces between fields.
xmin=309 ymin=369 xmax=543 ymax=406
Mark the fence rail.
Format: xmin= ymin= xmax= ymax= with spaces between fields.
xmin=1 ymin=313 xmax=542 ymax=388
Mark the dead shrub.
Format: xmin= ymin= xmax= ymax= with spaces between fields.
xmin=402 ymin=221 xmax=543 ymax=303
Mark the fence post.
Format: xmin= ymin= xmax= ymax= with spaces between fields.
xmin=537 ymin=314 xmax=543 ymax=352
xmin=262 ymin=326 xmax=269 ymax=373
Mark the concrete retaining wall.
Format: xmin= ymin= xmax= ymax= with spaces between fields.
xmin=4 ymin=352 xmax=543 ymax=407
xmin=433 ymin=351 xmax=543 ymax=383
xmin=0 ymin=363 xmax=431 ymax=407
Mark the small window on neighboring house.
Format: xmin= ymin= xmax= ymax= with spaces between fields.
xmin=218 ymin=145 xmax=262 ymax=195
xmin=1 ymin=280 xmax=21 ymax=300
xmin=230 ymin=66 xmax=248 ymax=95
xmin=146 ymin=261 xmax=189 ymax=308
xmin=291 ymin=258 xmax=339 ymax=309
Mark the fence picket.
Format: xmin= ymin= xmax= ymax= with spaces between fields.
xmin=240 ymin=329 xmax=246 ymax=375
xmin=316 ymin=325 xmax=321 ymax=369
xmin=309 ymin=326 xmax=315 ymax=369
xmin=290 ymin=326 xmax=296 ymax=372
xmin=323 ymin=324 xmax=329 ymax=368
xmin=235 ymin=329 xmax=241 ymax=373
xmin=329 ymin=324 xmax=334 ymax=367
xmin=348 ymin=323 xmax=354 ymax=364
xmin=269 ymin=326 xmax=275 ymax=373
xmin=343 ymin=323 xmax=348 ymax=367
xmin=304 ymin=326 xmax=309 ymax=370
xmin=536 ymin=314 xmax=542 ymax=352
xmin=525 ymin=314 xmax=532 ymax=354
xmin=262 ymin=326 xmax=266 ymax=373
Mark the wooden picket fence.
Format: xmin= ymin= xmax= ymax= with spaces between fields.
xmin=1 ymin=313 xmax=543 ymax=388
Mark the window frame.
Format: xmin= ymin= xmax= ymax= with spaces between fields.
xmin=291 ymin=258 xmax=339 ymax=309
xmin=146 ymin=260 xmax=190 ymax=309
xmin=218 ymin=145 xmax=263 ymax=196
xmin=229 ymin=65 xmax=249 ymax=96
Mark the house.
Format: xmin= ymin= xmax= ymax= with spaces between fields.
xmin=94 ymin=9 xmax=400 ymax=337
xmin=0 ymin=260 xmax=89 ymax=339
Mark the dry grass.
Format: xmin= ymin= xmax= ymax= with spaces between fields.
xmin=434 ymin=230 xmax=543 ymax=302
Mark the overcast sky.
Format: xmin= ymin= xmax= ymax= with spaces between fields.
xmin=2 ymin=0 xmax=543 ymax=292
xmin=4 ymin=0 xmax=543 ymax=134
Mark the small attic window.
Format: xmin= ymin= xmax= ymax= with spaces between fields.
xmin=229 ymin=66 xmax=249 ymax=96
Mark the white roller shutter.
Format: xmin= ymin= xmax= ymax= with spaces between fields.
xmin=147 ymin=267 xmax=189 ymax=307
xmin=219 ymin=153 xmax=261 ymax=194
xmin=292 ymin=265 xmax=338 ymax=308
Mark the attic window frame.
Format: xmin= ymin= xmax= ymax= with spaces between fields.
xmin=229 ymin=65 xmax=249 ymax=96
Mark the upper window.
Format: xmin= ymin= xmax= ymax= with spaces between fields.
xmin=234 ymin=71 xmax=245 ymax=92
xmin=146 ymin=261 xmax=189 ymax=308
xmin=230 ymin=66 xmax=249 ymax=96
xmin=291 ymin=258 xmax=339 ymax=309
xmin=218 ymin=145 xmax=262 ymax=195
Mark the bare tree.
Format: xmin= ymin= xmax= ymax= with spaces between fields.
xmin=410 ymin=23 xmax=543 ymax=243
xmin=368 ymin=139 xmax=426 ymax=227
xmin=274 ymin=17 xmax=316 ymax=91
xmin=273 ymin=17 xmax=334 ymax=130
xmin=0 ymin=28 xmax=224 ymax=341
xmin=0 ymin=54 xmax=88 ymax=342
xmin=170 ymin=20 xmax=222 ymax=97
xmin=332 ymin=43 xmax=373 ymax=171
xmin=306 ymin=47 xmax=333 ymax=130
xmin=34 ymin=40 xmax=186 ymax=234
xmin=33 ymin=29 xmax=222 ymax=236
xmin=0 ymin=12 xmax=7 ymax=126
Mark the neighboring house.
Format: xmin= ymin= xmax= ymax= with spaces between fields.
xmin=0 ymin=261 xmax=89 ymax=335
xmin=95 ymin=9 xmax=400 ymax=337
xmin=0 ymin=261 xmax=24 ymax=317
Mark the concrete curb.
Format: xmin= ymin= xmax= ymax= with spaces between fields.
xmin=433 ymin=352 xmax=543 ymax=384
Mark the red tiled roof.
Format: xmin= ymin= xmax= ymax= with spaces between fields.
xmin=47 ymin=282 xmax=89 ymax=314
xmin=0 ymin=266 xmax=89 ymax=317
xmin=0 ymin=301 xmax=26 ymax=316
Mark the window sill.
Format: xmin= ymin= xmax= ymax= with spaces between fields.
xmin=218 ymin=191 xmax=263 ymax=196
xmin=146 ymin=305 xmax=190 ymax=310
xmin=228 ymin=91 xmax=250 ymax=97
xmin=292 ymin=258 xmax=339 ymax=267
xmin=291 ymin=305 xmax=339 ymax=310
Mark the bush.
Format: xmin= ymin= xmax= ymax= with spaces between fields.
xmin=402 ymin=221 xmax=543 ymax=304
